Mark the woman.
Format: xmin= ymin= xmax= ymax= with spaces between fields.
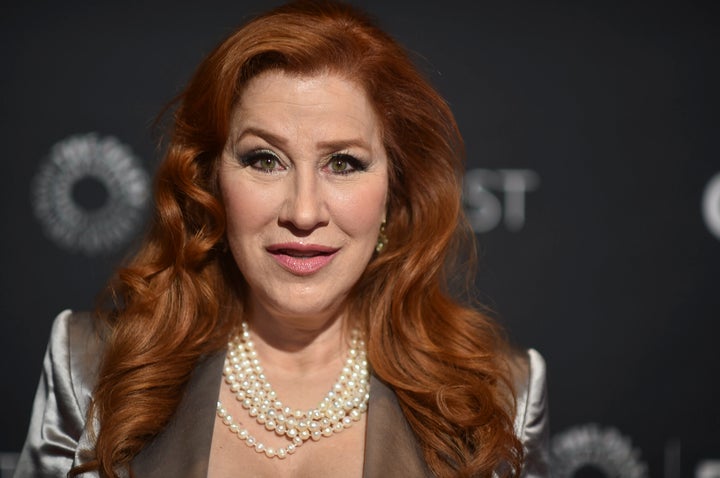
xmin=16 ymin=1 xmax=548 ymax=477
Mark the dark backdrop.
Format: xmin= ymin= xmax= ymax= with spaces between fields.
xmin=2 ymin=1 xmax=718 ymax=476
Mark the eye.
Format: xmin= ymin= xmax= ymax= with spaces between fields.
xmin=240 ymin=149 xmax=284 ymax=173
xmin=326 ymin=153 xmax=366 ymax=175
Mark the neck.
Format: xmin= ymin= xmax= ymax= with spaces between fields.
xmin=217 ymin=318 xmax=369 ymax=459
xmin=244 ymin=305 xmax=350 ymax=377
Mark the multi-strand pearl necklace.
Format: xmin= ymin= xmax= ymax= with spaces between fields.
xmin=216 ymin=322 xmax=370 ymax=459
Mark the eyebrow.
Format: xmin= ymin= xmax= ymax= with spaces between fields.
xmin=235 ymin=126 xmax=373 ymax=153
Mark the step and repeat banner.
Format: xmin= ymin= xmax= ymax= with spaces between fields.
xmin=1 ymin=1 xmax=718 ymax=476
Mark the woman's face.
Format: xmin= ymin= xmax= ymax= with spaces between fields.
xmin=219 ymin=70 xmax=388 ymax=324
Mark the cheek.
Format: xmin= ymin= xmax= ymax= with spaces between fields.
xmin=221 ymin=179 xmax=279 ymax=238
xmin=333 ymin=180 xmax=387 ymax=238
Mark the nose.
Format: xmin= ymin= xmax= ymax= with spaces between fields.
xmin=278 ymin=168 xmax=329 ymax=233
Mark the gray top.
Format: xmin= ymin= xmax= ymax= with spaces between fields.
xmin=15 ymin=310 xmax=549 ymax=477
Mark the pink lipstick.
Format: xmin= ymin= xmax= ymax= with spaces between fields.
xmin=266 ymin=243 xmax=339 ymax=276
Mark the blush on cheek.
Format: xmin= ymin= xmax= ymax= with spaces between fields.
xmin=335 ymin=186 xmax=386 ymax=232
xmin=224 ymin=182 xmax=282 ymax=228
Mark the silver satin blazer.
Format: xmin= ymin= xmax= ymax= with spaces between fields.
xmin=15 ymin=310 xmax=549 ymax=477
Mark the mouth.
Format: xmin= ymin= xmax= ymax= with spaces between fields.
xmin=266 ymin=243 xmax=339 ymax=276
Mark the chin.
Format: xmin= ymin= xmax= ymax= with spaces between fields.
xmin=253 ymin=288 xmax=347 ymax=322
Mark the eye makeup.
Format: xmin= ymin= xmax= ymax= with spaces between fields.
xmin=238 ymin=148 xmax=284 ymax=173
xmin=324 ymin=152 xmax=369 ymax=175
xmin=236 ymin=145 xmax=371 ymax=176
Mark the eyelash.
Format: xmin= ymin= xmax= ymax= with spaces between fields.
xmin=326 ymin=153 xmax=367 ymax=175
xmin=238 ymin=149 xmax=368 ymax=175
xmin=239 ymin=149 xmax=283 ymax=174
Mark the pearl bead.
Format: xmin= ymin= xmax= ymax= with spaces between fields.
xmin=217 ymin=322 xmax=369 ymax=460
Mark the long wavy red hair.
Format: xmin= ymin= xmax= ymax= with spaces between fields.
xmin=72 ymin=1 xmax=524 ymax=476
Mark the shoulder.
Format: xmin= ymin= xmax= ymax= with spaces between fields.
xmin=507 ymin=348 xmax=550 ymax=477
xmin=508 ymin=349 xmax=546 ymax=412
xmin=14 ymin=310 xmax=106 ymax=477
xmin=45 ymin=309 xmax=105 ymax=418
xmin=50 ymin=308 xmax=97 ymax=343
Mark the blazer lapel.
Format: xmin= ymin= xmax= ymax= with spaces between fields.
xmin=131 ymin=350 xmax=225 ymax=477
xmin=130 ymin=353 xmax=433 ymax=477
xmin=363 ymin=375 xmax=433 ymax=477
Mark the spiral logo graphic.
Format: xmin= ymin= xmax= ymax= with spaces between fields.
xmin=31 ymin=133 xmax=150 ymax=255
xmin=551 ymin=424 xmax=648 ymax=478
xmin=702 ymin=172 xmax=720 ymax=240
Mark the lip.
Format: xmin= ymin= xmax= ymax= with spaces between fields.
xmin=266 ymin=242 xmax=340 ymax=276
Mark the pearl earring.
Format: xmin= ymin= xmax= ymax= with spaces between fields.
xmin=375 ymin=220 xmax=388 ymax=253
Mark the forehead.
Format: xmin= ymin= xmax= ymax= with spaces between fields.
xmin=231 ymin=70 xmax=382 ymax=140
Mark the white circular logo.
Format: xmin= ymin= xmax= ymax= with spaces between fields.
xmin=702 ymin=172 xmax=720 ymax=240
xmin=551 ymin=424 xmax=648 ymax=478
xmin=31 ymin=133 xmax=150 ymax=255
